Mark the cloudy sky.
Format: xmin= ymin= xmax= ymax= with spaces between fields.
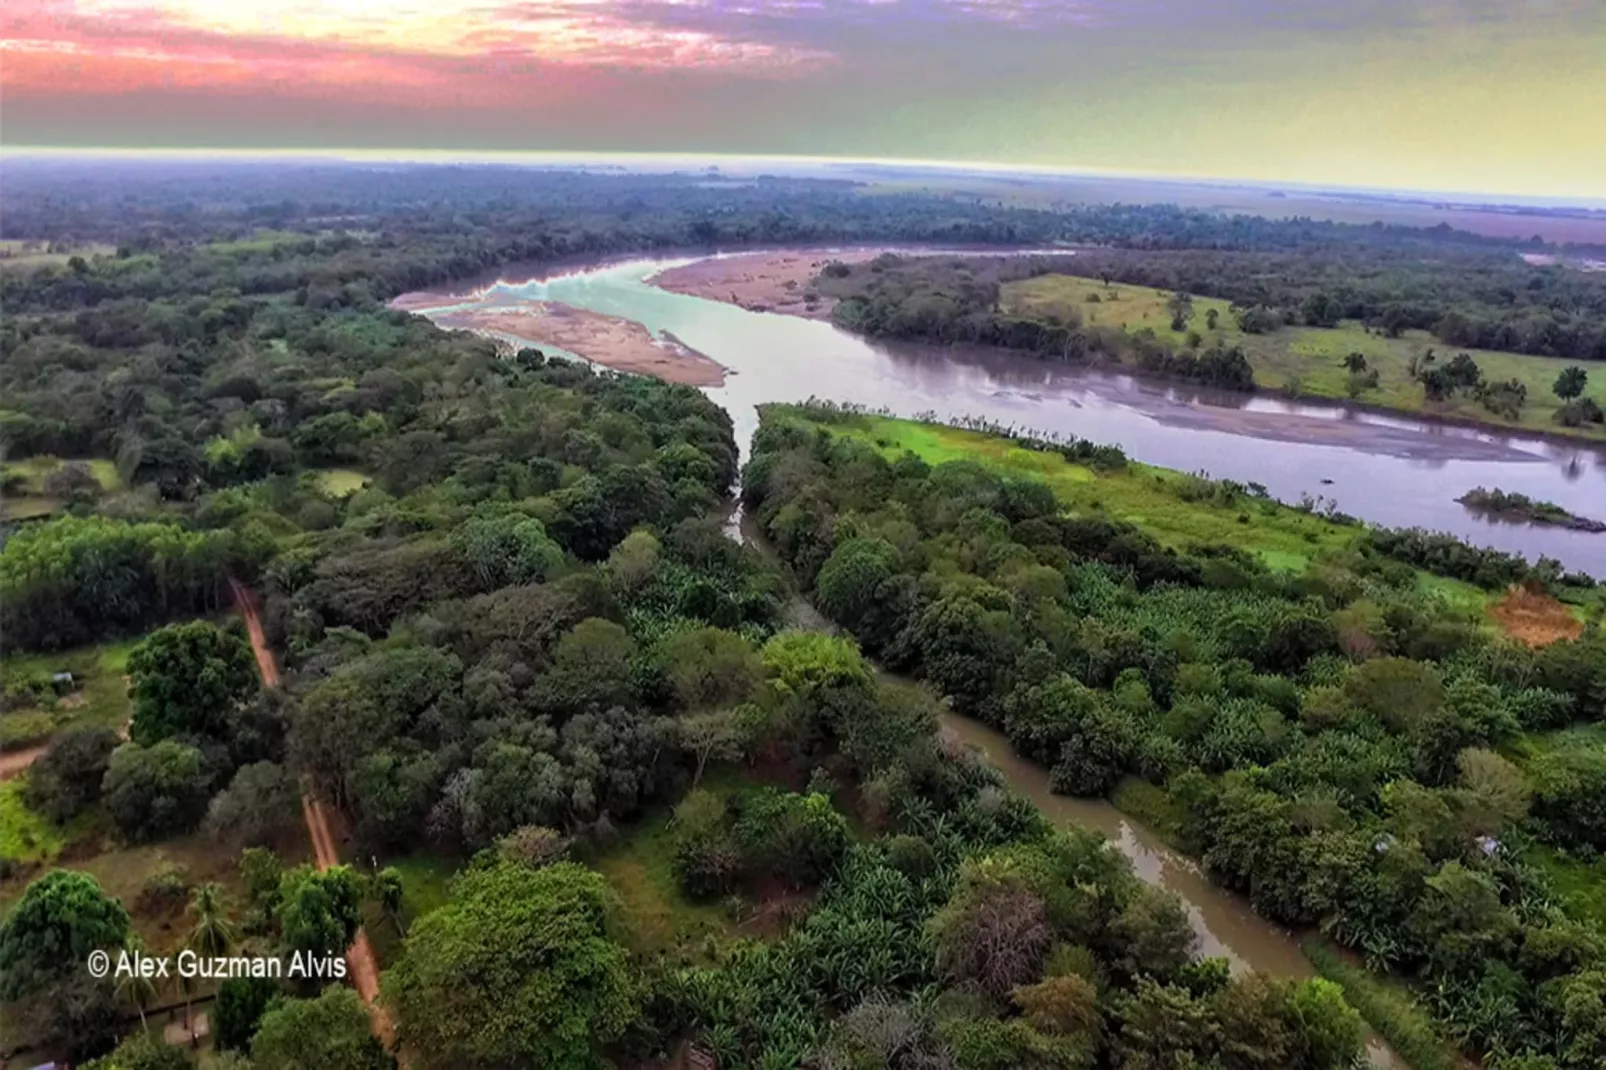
xmin=3 ymin=0 xmax=1602 ymax=197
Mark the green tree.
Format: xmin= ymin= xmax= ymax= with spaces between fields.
xmin=383 ymin=861 xmax=638 ymax=1070
xmin=206 ymin=761 xmax=299 ymax=846
xmin=660 ymin=626 xmax=764 ymax=710
xmin=252 ymin=986 xmax=393 ymax=1070
xmin=680 ymin=709 xmax=745 ymax=786
xmin=277 ymin=864 xmax=364 ymax=959
xmin=0 ymin=870 xmax=131 ymax=1000
xmin=930 ymin=870 xmax=1052 ymax=999
xmin=1554 ymin=365 xmax=1589 ymax=401
xmin=178 ymin=881 xmax=238 ymax=1042
xmin=215 ymin=975 xmax=282 ymax=1052
xmin=24 ymin=725 xmax=122 ymax=822
xmin=80 ymin=1033 xmax=193 ymax=1070
xmin=112 ymin=933 xmax=161 ymax=1029
xmin=815 ymin=537 xmax=900 ymax=628
xmin=1341 ymin=351 xmax=1369 ymax=373
xmin=102 ymin=739 xmax=214 ymax=842
xmin=188 ymin=881 xmax=238 ymax=957
xmin=534 ymin=617 xmax=638 ymax=714
xmin=374 ymin=867 xmax=406 ymax=937
xmin=128 ymin=620 xmax=259 ymax=745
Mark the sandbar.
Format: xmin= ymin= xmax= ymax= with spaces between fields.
xmin=648 ymin=249 xmax=888 ymax=320
xmin=432 ymin=302 xmax=726 ymax=387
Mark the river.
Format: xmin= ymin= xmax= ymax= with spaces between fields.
xmin=405 ymin=253 xmax=1606 ymax=579
xmin=401 ymin=252 xmax=1604 ymax=1066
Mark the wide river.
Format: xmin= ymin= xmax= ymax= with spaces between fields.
xmin=402 ymin=252 xmax=1466 ymax=1065
xmin=409 ymin=253 xmax=1606 ymax=579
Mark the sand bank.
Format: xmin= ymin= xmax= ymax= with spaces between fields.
xmin=433 ymin=302 xmax=726 ymax=386
xmin=648 ymin=248 xmax=888 ymax=319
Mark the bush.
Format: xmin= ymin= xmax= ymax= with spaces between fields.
xmin=734 ymin=789 xmax=850 ymax=889
xmin=23 ymin=725 xmax=120 ymax=822
xmin=102 ymin=740 xmax=213 ymax=842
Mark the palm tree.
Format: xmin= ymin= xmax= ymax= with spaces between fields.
xmin=188 ymin=882 xmax=238 ymax=957
xmin=184 ymin=882 xmax=238 ymax=1044
xmin=113 ymin=933 xmax=160 ymax=1029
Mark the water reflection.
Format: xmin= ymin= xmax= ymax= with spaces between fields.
xmin=402 ymin=254 xmax=1606 ymax=578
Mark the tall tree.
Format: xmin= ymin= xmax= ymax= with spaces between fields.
xmin=384 ymin=861 xmax=638 ymax=1070
xmin=128 ymin=620 xmax=259 ymax=746
xmin=0 ymin=870 xmax=130 ymax=1001
xmin=1555 ymin=365 xmax=1589 ymax=401
xmin=252 ymin=986 xmax=394 ymax=1070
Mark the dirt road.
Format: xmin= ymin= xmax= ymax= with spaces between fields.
xmin=0 ymin=745 xmax=49 ymax=781
xmin=231 ymin=581 xmax=394 ymax=1047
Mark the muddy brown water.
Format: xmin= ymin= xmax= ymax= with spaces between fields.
xmin=405 ymin=252 xmax=1606 ymax=1067
xmin=725 ymin=508 xmax=1406 ymax=1067
xmin=403 ymin=253 xmax=1606 ymax=580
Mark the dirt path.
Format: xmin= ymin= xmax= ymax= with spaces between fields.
xmin=232 ymin=581 xmax=394 ymax=1049
xmin=0 ymin=745 xmax=49 ymax=781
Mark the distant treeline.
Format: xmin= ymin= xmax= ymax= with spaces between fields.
xmin=1052 ymin=248 xmax=1606 ymax=363
xmin=821 ymin=254 xmax=1257 ymax=390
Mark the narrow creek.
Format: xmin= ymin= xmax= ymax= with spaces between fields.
xmin=736 ymin=510 xmax=1404 ymax=1068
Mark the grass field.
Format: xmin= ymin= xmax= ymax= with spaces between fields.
xmin=794 ymin=409 xmax=1366 ymax=570
xmin=775 ymin=407 xmax=1495 ymax=611
xmin=0 ymin=781 xmax=67 ymax=866
xmin=0 ymin=239 xmax=117 ymax=273
xmin=363 ymin=850 xmax=461 ymax=966
xmin=1 ymin=456 xmax=122 ymax=520
xmin=1001 ymin=274 xmax=1606 ymax=440
xmin=313 ymin=467 xmax=371 ymax=498
xmin=0 ymin=637 xmax=140 ymax=742
xmin=590 ymin=766 xmax=773 ymax=957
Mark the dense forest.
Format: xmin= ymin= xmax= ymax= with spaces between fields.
xmin=3 ymin=163 xmax=1605 ymax=1069
xmin=743 ymin=403 xmax=1606 ymax=1069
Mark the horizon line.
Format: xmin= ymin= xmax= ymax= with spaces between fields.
xmin=4 ymin=145 xmax=1605 ymax=210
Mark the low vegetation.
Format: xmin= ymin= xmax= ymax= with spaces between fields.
xmin=1459 ymin=487 xmax=1606 ymax=532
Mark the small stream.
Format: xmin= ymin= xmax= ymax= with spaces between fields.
xmin=730 ymin=507 xmax=1404 ymax=1068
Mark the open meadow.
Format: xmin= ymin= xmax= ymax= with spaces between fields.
xmin=1002 ymin=274 xmax=1606 ymax=439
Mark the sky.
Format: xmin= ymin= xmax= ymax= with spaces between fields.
xmin=3 ymin=0 xmax=1603 ymax=199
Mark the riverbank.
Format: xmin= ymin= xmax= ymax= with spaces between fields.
xmin=734 ymin=511 xmax=1408 ymax=1070
xmin=429 ymin=302 xmax=728 ymax=386
xmin=394 ymin=251 xmax=1606 ymax=578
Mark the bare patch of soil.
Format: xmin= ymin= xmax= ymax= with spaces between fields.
xmin=649 ymin=249 xmax=888 ymax=319
xmin=433 ymin=302 xmax=727 ymax=386
xmin=1489 ymin=586 xmax=1585 ymax=646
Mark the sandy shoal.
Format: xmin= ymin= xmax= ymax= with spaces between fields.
xmin=433 ymin=302 xmax=726 ymax=386
xmin=648 ymin=248 xmax=889 ymax=320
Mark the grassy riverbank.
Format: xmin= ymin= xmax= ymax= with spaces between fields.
xmin=999 ymin=273 xmax=1606 ymax=440
xmin=1303 ymin=940 xmax=1464 ymax=1070
xmin=783 ymin=407 xmax=1495 ymax=605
